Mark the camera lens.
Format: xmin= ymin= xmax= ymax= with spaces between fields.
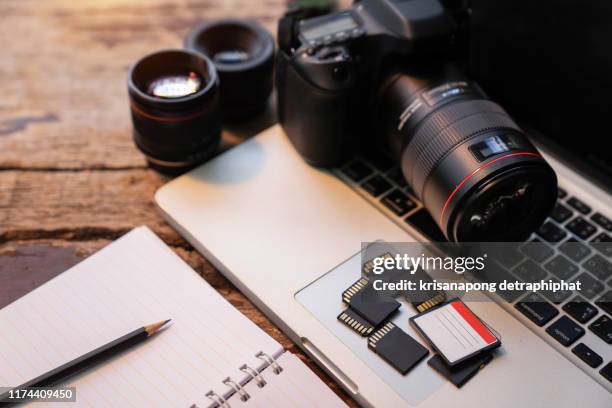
xmin=128 ymin=49 xmax=221 ymax=174
xmin=185 ymin=19 xmax=275 ymax=122
xmin=380 ymin=68 xmax=557 ymax=242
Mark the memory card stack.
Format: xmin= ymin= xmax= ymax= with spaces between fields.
xmin=338 ymin=252 xmax=499 ymax=386
xmin=410 ymin=299 xmax=500 ymax=387
xmin=337 ymin=277 xmax=430 ymax=375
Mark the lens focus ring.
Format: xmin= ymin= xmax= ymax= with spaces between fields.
xmin=402 ymin=99 xmax=522 ymax=198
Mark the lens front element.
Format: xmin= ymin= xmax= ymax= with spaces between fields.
xmin=147 ymin=72 xmax=204 ymax=98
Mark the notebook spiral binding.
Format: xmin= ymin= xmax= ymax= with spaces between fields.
xmin=190 ymin=351 xmax=284 ymax=408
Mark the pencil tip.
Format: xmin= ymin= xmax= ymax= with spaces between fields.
xmin=145 ymin=319 xmax=172 ymax=336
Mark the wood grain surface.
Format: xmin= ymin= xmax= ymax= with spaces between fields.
xmin=0 ymin=1 xmax=357 ymax=405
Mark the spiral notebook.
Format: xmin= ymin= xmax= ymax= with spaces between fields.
xmin=0 ymin=227 xmax=347 ymax=407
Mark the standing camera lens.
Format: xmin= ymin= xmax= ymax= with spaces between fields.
xmin=128 ymin=49 xmax=221 ymax=174
xmin=380 ymin=68 xmax=557 ymax=242
xmin=185 ymin=19 xmax=275 ymax=123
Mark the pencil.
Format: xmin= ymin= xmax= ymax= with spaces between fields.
xmin=0 ymin=319 xmax=171 ymax=403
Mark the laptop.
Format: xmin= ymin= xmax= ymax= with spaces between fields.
xmin=155 ymin=4 xmax=612 ymax=406
xmin=155 ymin=122 xmax=610 ymax=406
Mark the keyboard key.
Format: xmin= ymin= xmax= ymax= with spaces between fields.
xmin=591 ymin=233 xmax=612 ymax=257
xmin=514 ymin=259 xmax=547 ymax=282
xmin=497 ymin=286 xmax=525 ymax=303
xmin=591 ymin=212 xmax=612 ymax=231
xmin=595 ymin=291 xmax=612 ymax=316
xmin=567 ymin=197 xmax=592 ymax=215
xmin=520 ymin=239 xmax=554 ymax=262
xmin=589 ymin=315 xmax=612 ymax=344
xmin=515 ymin=293 xmax=559 ymax=326
xmin=600 ymin=362 xmax=612 ymax=383
xmin=559 ymin=239 xmax=591 ymax=262
xmin=341 ymin=160 xmax=372 ymax=182
xmin=545 ymin=255 xmax=579 ymax=280
xmin=546 ymin=316 xmax=585 ymax=346
xmin=385 ymin=167 xmax=408 ymax=188
xmin=562 ymin=297 xmax=599 ymax=323
xmin=477 ymin=261 xmax=524 ymax=302
xmin=381 ymin=189 xmax=416 ymax=216
xmin=583 ymin=254 xmax=612 ymax=281
xmin=566 ymin=217 xmax=597 ymax=239
xmin=541 ymin=278 xmax=572 ymax=303
xmin=550 ymin=203 xmax=573 ymax=223
xmin=536 ymin=221 xmax=567 ymax=243
xmin=572 ymin=272 xmax=605 ymax=299
xmin=489 ymin=245 xmax=524 ymax=269
xmin=361 ymin=175 xmax=391 ymax=197
xmin=572 ymin=343 xmax=603 ymax=368
xmin=405 ymin=209 xmax=446 ymax=242
xmin=557 ymin=187 xmax=567 ymax=199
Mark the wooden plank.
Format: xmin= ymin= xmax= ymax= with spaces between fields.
xmin=0 ymin=169 xmax=181 ymax=243
xmin=0 ymin=0 xmax=284 ymax=169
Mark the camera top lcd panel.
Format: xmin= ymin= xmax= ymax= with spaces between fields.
xmin=297 ymin=0 xmax=454 ymax=50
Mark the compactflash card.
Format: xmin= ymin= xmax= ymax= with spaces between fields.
xmin=410 ymin=300 xmax=500 ymax=366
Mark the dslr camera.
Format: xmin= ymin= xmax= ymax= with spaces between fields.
xmin=276 ymin=0 xmax=557 ymax=242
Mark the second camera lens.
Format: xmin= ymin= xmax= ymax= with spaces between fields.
xmin=186 ymin=19 xmax=275 ymax=123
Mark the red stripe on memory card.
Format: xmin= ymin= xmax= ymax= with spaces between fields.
xmin=451 ymin=301 xmax=496 ymax=345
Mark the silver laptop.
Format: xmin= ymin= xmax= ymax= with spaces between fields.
xmin=155 ymin=122 xmax=611 ymax=407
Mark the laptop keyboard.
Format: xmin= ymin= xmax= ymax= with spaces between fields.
xmin=336 ymin=154 xmax=612 ymax=388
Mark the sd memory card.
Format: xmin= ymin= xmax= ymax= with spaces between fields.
xmin=342 ymin=277 xmax=400 ymax=328
xmin=338 ymin=277 xmax=400 ymax=336
xmin=337 ymin=308 xmax=374 ymax=336
xmin=368 ymin=322 xmax=429 ymax=374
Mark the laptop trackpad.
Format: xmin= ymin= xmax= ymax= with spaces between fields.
xmin=295 ymin=248 xmax=444 ymax=405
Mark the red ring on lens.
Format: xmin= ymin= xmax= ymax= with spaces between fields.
xmin=439 ymin=152 xmax=542 ymax=228
xmin=130 ymin=101 xmax=210 ymax=123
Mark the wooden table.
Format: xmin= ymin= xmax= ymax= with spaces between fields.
xmin=0 ymin=1 xmax=356 ymax=405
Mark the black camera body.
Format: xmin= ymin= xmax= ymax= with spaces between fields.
xmin=276 ymin=0 xmax=558 ymax=242
xmin=276 ymin=0 xmax=455 ymax=166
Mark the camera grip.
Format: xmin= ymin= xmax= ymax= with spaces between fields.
xmin=276 ymin=51 xmax=353 ymax=167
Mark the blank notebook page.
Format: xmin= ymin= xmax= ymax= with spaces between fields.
xmin=0 ymin=227 xmax=282 ymax=407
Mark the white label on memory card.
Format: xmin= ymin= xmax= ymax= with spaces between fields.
xmin=412 ymin=300 xmax=497 ymax=365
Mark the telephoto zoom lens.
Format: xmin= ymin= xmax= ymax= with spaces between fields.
xmin=380 ymin=67 xmax=557 ymax=242
xmin=128 ymin=49 xmax=222 ymax=174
